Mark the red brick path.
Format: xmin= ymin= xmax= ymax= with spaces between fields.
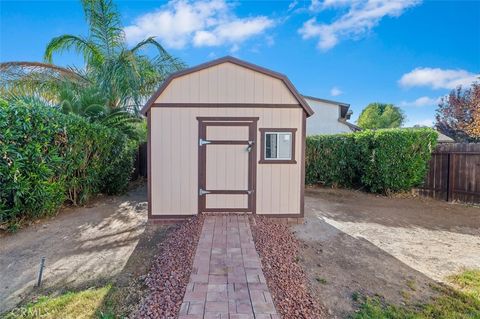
xmin=179 ymin=215 xmax=279 ymax=319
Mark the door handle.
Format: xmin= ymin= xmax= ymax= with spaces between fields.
xmin=246 ymin=141 xmax=255 ymax=152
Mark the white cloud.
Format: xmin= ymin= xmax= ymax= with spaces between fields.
xmin=288 ymin=0 xmax=299 ymax=11
xmin=299 ymin=0 xmax=421 ymax=50
xmin=330 ymin=86 xmax=343 ymax=96
xmin=310 ymin=0 xmax=354 ymax=11
xmin=399 ymin=96 xmax=441 ymax=107
xmin=124 ymin=0 xmax=274 ymax=50
xmin=399 ymin=67 xmax=479 ymax=90
xmin=405 ymin=118 xmax=434 ymax=127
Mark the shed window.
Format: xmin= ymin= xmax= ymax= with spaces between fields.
xmin=260 ymin=128 xmax=297 ymax=164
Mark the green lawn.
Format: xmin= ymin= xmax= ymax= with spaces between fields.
xmin=3 ymin=269 xmax=479 ymax=319
xmin=353 ymin=269 xmax=480 ymax=319
xmin=2 ymin=285 xmax=115 ymax=319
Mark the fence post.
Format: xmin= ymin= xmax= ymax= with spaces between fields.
xmin=447 ymin=153 xmax=455 ymax=202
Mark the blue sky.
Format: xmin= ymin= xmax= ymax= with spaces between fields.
xmin=1 ymin=0 xmax=479 ymax=126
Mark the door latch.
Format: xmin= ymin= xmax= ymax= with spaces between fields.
xmin=199 ymin=188 xmax=211 ymax=196
xmin=246 ymin=141 xmax=255 ymax=152
xmin=199 ymin=138 xmax=211 ymax=146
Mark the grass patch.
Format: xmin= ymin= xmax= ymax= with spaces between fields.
xmin=3 ymin=285 xmax=114 ymax=319
xmin=352 ymin=269 xmax=480 ymax=319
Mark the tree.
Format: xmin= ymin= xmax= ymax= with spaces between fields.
xmin=357 ymin=103 xmax=406 ymax=129
xmin=435 ymin=82 xmax=480 ymax=142
xmin=0 ymin=0 xmax=184 ymax=114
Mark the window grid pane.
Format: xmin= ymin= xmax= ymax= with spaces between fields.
xmin=265 ymin=133 xmax=278 ymax=159
xmin=264 ymin=132 xmax=292 ymax=160
xmin=278 ymin=133 xmax=292 ymax=159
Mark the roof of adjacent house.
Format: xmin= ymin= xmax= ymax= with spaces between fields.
xmin=141 ymin=56 xmax=314 ymax=117
xmin=437 ymin=131 xmax=455 ymax=143
xmin=302 ymin=95 xmax=351 ymax=119
xmin=302 ymin=95 xmax=360 ymax=132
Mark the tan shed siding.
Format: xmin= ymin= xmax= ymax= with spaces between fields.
xmin=206 ymin=194 xmax=248 ymax=209
xmin=150 ymin=107 xmax=302 ymax=216
xmin=155 ymin=62 xmax=298 ymax=104
xmin=207 ymin=126 xmax=249 ymax=140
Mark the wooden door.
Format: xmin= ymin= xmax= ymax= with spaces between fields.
xmin=198 ymin=117 xmax=258 ymax=213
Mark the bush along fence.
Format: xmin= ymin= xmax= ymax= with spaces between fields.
xmin=0 ymin=97 xmax=137 ymax=225
xmin=306 ymin=128 xmax=438 ymax=194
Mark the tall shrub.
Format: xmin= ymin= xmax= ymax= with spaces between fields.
xmin=0 ymin=97 xmax=135 ymax=223
xmin=306 ymin=134 xmax=359 ymax=186
xmin=306 ymin=128 xmax=438 ymax=194
xmin=355 ymin=128 xmax=437 ymax=193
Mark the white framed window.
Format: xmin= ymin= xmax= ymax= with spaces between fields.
xmin=260 ymin=128 xmax=297 ymax=164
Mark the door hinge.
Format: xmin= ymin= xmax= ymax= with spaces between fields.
xmin=199 ymin=138 xmax=211 ymax=146
xmin=199 ymin=188 xmax=211 ymax=196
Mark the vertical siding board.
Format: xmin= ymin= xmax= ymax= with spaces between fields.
xmin=420 ymin=143 xmax=480 ymax=204
xmin=217 ymin=63 xmax=227 ymax=102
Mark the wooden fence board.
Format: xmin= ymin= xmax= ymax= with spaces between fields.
xmin=418 ymin=143 xmax=480 ymax=203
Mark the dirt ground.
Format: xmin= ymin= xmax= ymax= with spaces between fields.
xmin=294 ymin=186 xmax=480 ymax=318
xmin=0 ymin=184 xmax=168 ymax=314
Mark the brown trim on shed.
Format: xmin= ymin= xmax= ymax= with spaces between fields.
xmin=141 ymin=56 xmax=314 ymax=117
xmin=300 ymin=111 xmax=306 ymax=217
xmin=153 ymin=103 xmax=301 ymax=109
xmin=197 ymin=116 xmax=259 ymax=122
xmin=147 ymin=112 xmax=152 ymax=219
xmin=259 ymin=128 xmax=297 ymax=164
xmin=197 ymin=117 xmax=258 ymax=214
xmin=203 ymin=208 xmax=252 ymax=213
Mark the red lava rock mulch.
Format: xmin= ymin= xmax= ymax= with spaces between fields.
xmin=250 ymin=217 xmax=327 ymax=319
xmin=135 ymin=215 xmax=204 ymax=319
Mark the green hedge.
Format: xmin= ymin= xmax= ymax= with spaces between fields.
xmin=306 ymin=128 xmax=438 ymax=194
xmin=306 ymin=134 xmax=359 ymax=187
xmin=0 ymin=97 xmax=136 ymax=224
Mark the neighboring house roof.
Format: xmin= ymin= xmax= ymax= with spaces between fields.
xmin=141 ymin=56 xmax=314 ymax=117
xmin=436 ymin=131 xmax=455 ymax=143
xmin=303 ymin=95 xmax=360 ymax=132
xmin=340 ymin=120 xmax=362 ymax=132
xmin=302 ymin=95 xmax=350 ymax=119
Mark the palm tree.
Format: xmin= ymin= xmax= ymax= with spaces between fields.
xmin=0 ymin=0 xmax=184 ymax=114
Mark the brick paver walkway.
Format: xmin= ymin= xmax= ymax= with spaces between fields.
xmin=179 ymin=215 xmax=279 ymax=319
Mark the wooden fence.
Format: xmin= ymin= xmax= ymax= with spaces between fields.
xmin=131 ymin=142 xmax=148 ymax=180
xmin=417 ymin=143 xmax=480 ymax=203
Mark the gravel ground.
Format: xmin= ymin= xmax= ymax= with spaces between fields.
xmin=250 ymin=216 xmax=327 ymax=319
xmin=135 ymin=215 xmax=205 ymax=319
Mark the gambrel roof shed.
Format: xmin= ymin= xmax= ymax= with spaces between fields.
xmin=141 ymin=56 xmax=314 ymax=117
xmin=144 ymin=56 xmax=312 ymax=221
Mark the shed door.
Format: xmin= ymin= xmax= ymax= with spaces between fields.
xmin=198 ymin=118 xmax=257 ymax=213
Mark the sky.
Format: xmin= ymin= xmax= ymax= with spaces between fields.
xmin=1 ymin=0 xmax=479 ymax=126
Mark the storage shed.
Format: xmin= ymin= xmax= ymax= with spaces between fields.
xmin=141 ymin=56 xmax=314 ymax=221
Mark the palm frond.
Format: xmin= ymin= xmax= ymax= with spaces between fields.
xmin=81 ymin=0 xmax=124 ymax=57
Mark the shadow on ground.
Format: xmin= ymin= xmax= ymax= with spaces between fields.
xmin=305 ymin=187 xmax=480 ymax=235
xmin=0 ymin=184 xmax=168 ymax=314
xmin=294 ymin=187 xmax=480 ymax=318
